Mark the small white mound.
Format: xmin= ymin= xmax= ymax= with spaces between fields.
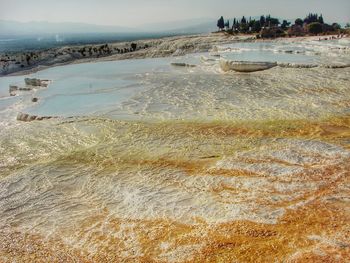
xmin=220 ymin=59 xmax=277 ymax=72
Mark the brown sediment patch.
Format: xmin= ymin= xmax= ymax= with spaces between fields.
xmin=207 ymin=167 xmax=260 ymax=177
xmin=289 ymin=242 xmax=350 ymax=263
xmin=67 ymin=214 xmax=200 ymax=263
xmin=131 ymin=115 xmax=349 ymax=149
xmin=175 ymin=115 xmax=350 ymax=148
xmin=2 ymin=202 xmax=348 ymax=263
xmin=192 ymin=172 xmax=350 ymax=262
xmin=320 ymin=124 xmax=350 ymax=137
xmin=57 ymin=153 xmax=263 ymax=179
xmin=0 ymin=231 xmax=90 ymax=263
xmin=138 ymin=158 xmax=262 ymax=178
xmin=210 ymin=160 xmax=348 ymax=209
xmin=235 ymin=156 xmax=305 ymax=167
xmin=137 ymin=158 xmax=210 ymax=175
xmin=298 ymin=86 xmax=341 ymax=95
xmin=332 ymin=99 xmax=350 ymax=108
xmin=265 ymin=161 xmax=350 ymax=209
xmin=50 ymin=115 xmax=350 ymax=178
xmin=87 ymin=157 xmax=214 ymax=176
xmin=193 ymin=204 xmax=349 ymax=262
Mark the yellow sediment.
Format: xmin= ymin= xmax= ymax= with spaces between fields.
xmin=2 ymin=168 xmax=348 ymax=263
xmin=0 ymin=115 xmax=349 ymax=262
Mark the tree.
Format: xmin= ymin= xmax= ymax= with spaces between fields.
xmin=318 ymin=14 xmax=324 ymax=24
xmin=308 ymin=22 xmax=323 ymax=34
xmin=131 ymin=43 xmax=137 ymax=51
xmin=295 ymin=18 xmax=303 ymax=26
xmin=322 ymin=23 xmax=334 ymax=32
xmin=304 ymin=13 xmax=320 ymax=24
xmin=269 ymin=17 xmax=280 ymax=26
xmin=346 ymin=23 xmax=350 ymax=29
xmin=264 ymin=15 xmax=279 ymax=27
xmin=332 ymin=23 xmax=341 ymax=30
xmin=217 ymin=16 xmax=225 ymax=31
xmin=224 ymin=20 xmax=230 ymax=30
xmin=240 ymin=23 xmax=249 ymax=33
xmin=260 ymin=16 xmax=266 ymax=27
xmin=252 ymin=20 xmax=262 ymax=32
xmin=232 ymin=18 xmax=238 ymax=31
xmin=241 ymin=16 xmax=247 ymax=24
xmin=281 ymin=20 xmax=291 ymax=30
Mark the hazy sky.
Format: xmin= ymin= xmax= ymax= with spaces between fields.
xmin=1 ymin=0 xmax=349 ymax=26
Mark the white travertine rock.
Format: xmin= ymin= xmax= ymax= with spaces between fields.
xmin=220 ymin=59 xmax=277 ymax=72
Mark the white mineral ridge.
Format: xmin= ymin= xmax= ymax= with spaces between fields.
xmin=220 ymin=59 xmax=277 ymax=72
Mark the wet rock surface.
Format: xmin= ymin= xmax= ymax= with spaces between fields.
xmin=171 ymin=62 xmax=196 ymax=67
xmin=16 ymin=112 xmax=55 ymax=122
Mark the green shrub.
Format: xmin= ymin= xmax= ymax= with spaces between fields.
xmin=260 ymin=27 xmax=285 ymax=38
xmin=295 ymin=18 xmax=303 ymax=26
xmin=332 ymin=23 xmax=341 ymax=31
xmin=287 ymin=25 xmax=305 ymax=36
xmin=308 ymin=22 xmax=323 ymax=35
xmin=322 ymin=23 xmax=334 ymax=32
xmin=131 ymin=43 xmax=137 ymax=51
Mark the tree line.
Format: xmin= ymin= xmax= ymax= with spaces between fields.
xmin=217 ymin=13 xmax=346 ymax=38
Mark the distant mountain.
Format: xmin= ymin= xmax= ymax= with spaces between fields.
xmin=0 ymin=18 xmax=218 ymax=37
xmin=138 ymin=18 xmax=217 ymax=33
xmin=1 ymin=16 xmax=346 ymax=38
xmin=0 ymin=20 xmax=136 ymax=36
xmin=167 ymin=21 xmax=217 ymax=34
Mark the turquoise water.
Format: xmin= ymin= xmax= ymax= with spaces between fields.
xmin=0 ymin=57 xmax=176 ymax=117
xmin=0 ymin=39 xmax=349 ymax=121
xmin=220 ymin=40 xmax=350 ymax=64
xmin=222 ymin=48 xmax=318 ymax=63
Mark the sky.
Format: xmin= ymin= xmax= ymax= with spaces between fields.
xmin=0 ymin=0 xmax=349 ymax=27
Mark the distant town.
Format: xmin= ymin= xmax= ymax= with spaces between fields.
xmin=217 ymin=13 xmax=350 ymax=38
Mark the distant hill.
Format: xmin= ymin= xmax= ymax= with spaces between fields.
xmin=163 ymin=21 xmax=217 ymax=34
xmin=138 ymin=18 xmax=217 ymax=33
xmin=0 ymin=18 xmax=218 ymax=37
xmin=0 ymin=20 xmax=136 ymax=36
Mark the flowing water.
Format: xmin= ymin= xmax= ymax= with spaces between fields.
xmin=0 ymin=38 xmax=350 ymax=262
